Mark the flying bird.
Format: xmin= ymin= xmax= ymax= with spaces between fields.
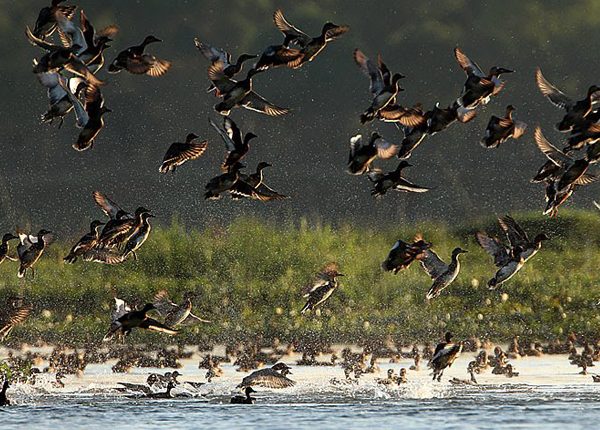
xmin=480 ymin=105 xmax=527 ymax=148
xmin=229 ymin=162 xmax=289 ymax=201
xmin=153 ymin=290 xmax=211 ymax=327
xmin=63 ymin=220 xmax=105 ymax=263
xmin=237 ymin=363 xmax=295 ymax=389
xmin=301 ymin=263 xmax=344 ymax=314
xmin=429 ymin=332 xmax=463 ymax=382
xmin=103 ymin=299 xmax=178 ymax=342
xmin=420 ymin=247 xmax=468 ymax=299
xmin=209 ymin=116 xmax=257 ymax=171
xmin=347 ymin=133 xmax=399 ymax=175
xmin=109 ymin=35 xmax=171 ymax=77
xmin=159 ymin=133 xmax=208 ymax=173
xmin=17 ymin=229 xmax=53 ymax=278
xmin=367 ymin=161 xmax=430 ymax=197
xmin=381 ymin=234 xmax=432 ymax=274
xmin=0 ymin=299 xmax=32 ymax=342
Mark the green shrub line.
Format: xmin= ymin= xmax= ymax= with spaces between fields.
xmin=2 ymin=209 xmax=600 ymax=347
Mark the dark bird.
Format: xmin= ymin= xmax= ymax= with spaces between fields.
xmin=159 ymin=133 xmax=208 ymax=173
xmin=301 ymin=263 xmax=344 ymax=314
xmin=477 ymin=230 xmax=524 ymax=290
xmin=17 ymin=229 xmax=53 ymax=278
xmin=32 ymin=0 xmax=76 ymax=39
xmin=209 ymin=116 xmax=257 ymax=171
xmin=480 ymin=105 xmax=527 ymax=148
xmin=231 ymin=386 xmax=257 ymax=404
xmin=229 ymin=162 xmax=289 ymax=201
xmin=273 ymin=9 xmax=349 ymax=67
xmin=454 ymin=47 xmax=513 ymax=108
xmin=565 ymin=121 xmax=600 ymax=154
xmin=153 ymin=290 xmax=211 ymax=327
xmin=97 ymin=207 xmax=148 ymax=248
xmin=73 ymin=86 xmax=111 ymax=151
xmin=108 ymin=35 xmax=171 ymax=77
xmin=194 ymin=38 xmax=257 ymax=93
xmin=36 ymin=71 xmax=85 ymax=126
xmin=535 ymin=67 xmax=600 ymax=132
xmin=204 ymin=162 xmax=245 ymax=200
xmin=0 ymin=379 xmax=10 ymax=406
xmin=63 ymin=220 xmax=105 ymax=263
xmin=353 ymin=49 xmax=404 ymax=124
xmin=0 ymin=234 xmax=18 ymax=265
xmin=120 ymin=210 xmax=154 ymax=261
xmin=93 ymin=191 xmax=133 ymax=221
xmin=497 ymin=215 xmax=549 ymax=262
xmin=78 ymin=9 xmax=118 ymax=71
xmin=429 ymin=332 xmax=463 ymax=382
xmin=103 ymin=299 xmax=178 ymax=342
xmin=254 ymin=43 xmax=305 ymax=72
xmin=208 ymin=61 xmax=289 ymax=116
xmin=347 ymin=133 xmax=399 ymax=175
xmin=367 ymin=161 xmax=430 ymax=197
xmin=420 ymin=247 xmax=467 ymax=300
xmin=0 ymin=300 xmax=32 ymax=342
xmin=382 ymin=234 xmax=432 ymax=274
xmin=237 ymin=363 xmax=295 ymax=389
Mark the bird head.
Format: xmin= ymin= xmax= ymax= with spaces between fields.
xmin=186 ymin=133 xmax=200 ymax=142
xmin=2 ymin=233 xmax=17 ymax=242
xmin=534 ymin=233 xmax=550 ymax=244
xmin=143 ymin=35 xmax=162 ymax=45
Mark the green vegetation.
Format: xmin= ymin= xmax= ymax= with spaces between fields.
xmin=1 ymin=210 xmax=600 ymax=347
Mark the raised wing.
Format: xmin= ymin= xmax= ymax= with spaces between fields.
xmin=534 ymin=126 xmax=571 ymax=166
xmin=111 ymin=298 xmax=131 ymax=322
xmin=454 ymin=47 xmax=485 ymax=77
xmin=498 ymin=215 xmax=529 ymax=249
xmin=354 ymin=49 xmax=384 ymax=96
xmin=535 ymin=67 xmax=573 ymax=109
xmin=93 ymin=191 xmax=126 ymax=219
xmin=194 ymin=38 xmax=230 ymax=64
xmin=476 ymin=232 xmax=511 ymax=267
xmin=209 ymin=117 xmax=237 ymax=152
xmin=153 ymin=289 xmax=178 ymax=317
xmin=419 ymin=249 xmax=449 ymax=280
xmin=273 ymin=9 xmax=311 ymax=47
xmin=207 ymin=61 xmax=236 ymax=93
xmin=242 ymin=92 xmax=290 ymax=116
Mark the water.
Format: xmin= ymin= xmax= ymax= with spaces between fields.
xmin=2 ymin=354 xmax=599 ymax=429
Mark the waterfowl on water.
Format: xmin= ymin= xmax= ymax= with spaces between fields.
xmin=103 ymin=299 xmax=178 ymax=342
xmin=142 ymin=381 xmax=176 ymax=399
xmin=208 ymin=61 xmax=289 ymax=116
xmin=535 ymin=67 xmax=600 ymax=132
xmin=273 ymin=9 xmax=349 ymax=67
xmin=204 ymin=162 xmax=245 ymax=200
xmin=231 ymin=386 xmax=256 ymax=404
xmin=153 ymin=290 xmax=211 ymax=327
xmin=449 ymin=364 xmax=478 ymax=385
xmin=209 ymin=116 xmax=257 ymax=171
xmin=194 ymin=38 xmax=257 ymax=93
xmin=0 ymin=300 xmax=32 ymax=342
xmin=0 ymin=234 xmax=18 ymax=265
xmin=63 ymin=220 xmax=105 ymax=263
xmin=420 ymin=247 xmax=467 ymax=300
xmin=353 ymin=49 xmax=405 ymax=124
xmin=159 ymin=133 xmax=208 ymax=173
xmin=367 ymin=161 xmax=430 ymax=197
xmin=0 ymin=380 xmax=10 ymax=406
xmin=381 ymin=234 xmax=432 ymax=274
xmin=120 ymin=209 xmax=154 ymax=261
xmin=237 ymin=363 xmax=295 ymax=389
xmin=429 ymin=332 xmax=463 ymax=382
xmin=454 ymin=47 xmax=513 ymax=108
xmin=78 ymin=10 xmax=118 ymax=71
xmin=347 ymin=133 xmax=399 ymax=175
xmin=32 ymin=0 xmax=76 ymax=40
xmin=109 ymin=35 xmax=171 ymax=76
xmin=229 ymin=162 xmax=289 ymax=201
xmin=480 ymin=105 xmax=527 ymax=149
xmin=301 ymin=263 xmax=344 ymax=314
xmin=17 ymin=229 xmax=53 ymax=278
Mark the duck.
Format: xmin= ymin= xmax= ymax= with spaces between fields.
xmin=347 ymin=133 xmax=399 ymax=175
xmin=420 ymin=247 xmax=468 ymax=300
xmin=73 ymin=86 xmax=111 ymax=151
xmin=368 ymin=161 xmax=430 ymax=198
xmin=535 ymin=67 xmax=600 ymax=132
xmin=231 ymin=386 xmax=257 ymax=404
xmin=97 ymin=206 xmax=148 ymax=248
xmin=0 ymin=379 xmax=10 ymax=406
xmin=204 ymin=162 xmax=245 ymax=200
xmin=396 ymin=120 xmax=429 ymax=159
xmin=103 ymin=299 xmax=178 ymax=342
xmin=376 ymin=369 xmax=399 ymax=385
xmin=199 ymin=355 xmax=223 ymax=382
xmin=454 ymin=47 xmax=513 ymax=108
xmin=480 ymin=105 xmax=527 ymax=148
xmin=208 ymin=62 xmax=289 ymax=116
xmin=253 ymin=43 xmax=305 ymax=72
xmin=159 ymin=133 xmax=207 ymax=174
xmin=427 ymin=102 xmax=477 ymax=135
xmin=109 ymin=35 xmax=171 ymax=76
xmin=0 ymin=300 xmax=32 ymax=342
xmin=592 ymin=374 xmax=600 ymax=383
xmin=63 ymin=220 xmax=105 ymax=263
xmin=301 ymin=263 xmax=344 ymax=314
xmin=497 ymin=215 xmax=549 ymax=262
xmin=93 ymin=191 xmax=133 ymax=221
xmin=77 ymin=10 xmax=118 ymax=71
xmin=237 ymin=363 xmax=295 ymax=389
xmin=17 ymin=229 xmax=53 ymax=278
xmin=209 ymin=116 xmax=257 ymax=171
xmin=429 ymin=332 xmax=463 ymax=382
xmin=194 ymin=38 xmax=257 ymax=93
xmin=121 ymin=210 xmax=154 ymax=261
xmin=0 ymin=233 xmax=18 ymax=265
xmin=137 ymin=381 xmax=176 ymax=399
xmin=229 ymin=162 xmax=289 ymax=201
xmin=54 ymin=7 xmax=88 ymax=56
xmin=273 ymin=9 xmax=349 ymax=67
xmin=36 ymin=71 xmax=86 ymax=127
xmin=33 ymin=0 xmax=77 ymax=39
xmin=353 ymin=49 xmax=405 ymax=124
xmin=377 ymin=103 xmax=427 ymax=128
xmin=153 ymin=290 xmax=211 ymax=327
xmin=567 ymin=122 xmax=600 ymax=155
xmin=449 ymin=364 xmax=478 ymax=385
xmin=381 ymin=234 xmax=432 ymax=274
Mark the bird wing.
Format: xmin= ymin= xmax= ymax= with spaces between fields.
xmin=498 ymin=215 xmax=530 ymax=248
xmin=534 ymin=126 xmax=571 ymax=166
xmin=535 ymin=67 xmax=573 ymax=109
xmin=574 ymin=173 xmax=598 ymax=186
xmin=512 ymin=120 xmax=528 ymax=139
xmin=374 ymin=136 xmax=400 ymax=159
xmin=353 ymin=49 xmax=384 ymax=96
xmin=194 ymin=38 xmax=229 ymax=64
xmin=223 ymin=116 xmax=244 ymax=148
xmin=207 ymin=60 xmax=237 ymax=93
xmin=254 ymin=182 xmax=289 ymax=201
xmin=241 ymin=369 xmax=296 ymax=388
xmin=162 ymin=140 xmax=208 ymax=166
xmin=93 ymin=191 xmax=126 ymax=220
xmin=140 ymin=318 xmax=179 ymax=335
xmin=0 ymin=303 xmax=32 ymax=329
xmin=273 ymin=9 xmax=311 ymax=47
xmin=242 ymin=92 xmax=290 ymax=116
xmin=82 ymin=248 xmax=124 ymax=265
xmin=476 ymin=232 xmax=511 ymax=267
xmin=454 ymin=47 xmax=485 ymax=77
xmin=419 ymin=249 xmax=449 ymax=280
xmin=349 ymin=134 xmax=362 ymax=159
xmin=25 ymin=26 xmax=58 ymax=51
xmin=153 ymin=290 xmax=178 ymax=317
xmin=324 ymin=25 xmax=349 ymax=41
xmin=186 ymin=311 xmax=211 ymax=324
xmin=111 ymin=298 xmax=131 ymax=322
xmin=36 ymin=71 xmax=67 ymax=105
xmin=209 ymin=118 xmax=237 ymax=152
xmin=57 ymin=75 xmax=89 ymax=127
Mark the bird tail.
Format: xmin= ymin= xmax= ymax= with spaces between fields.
xmin=17 ymin=267 xmax=26 ymax=278
xmin=63 ymin=254 xmax=77 ymax=264
xmin=425 ymin=287 xmax=438 ymax=300
xmin=300 ymin=302 xmax=311 ymax=314
xmin=73 ymin=140 xmax=93 ymax=152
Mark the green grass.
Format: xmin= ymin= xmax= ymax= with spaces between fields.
xmin=2 ymin=210 xmax=600 ymax=347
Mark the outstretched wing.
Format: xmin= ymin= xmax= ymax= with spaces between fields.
xmin=209 ymin=117 xmax=237 ymax=152
xmin=93 ymin=191 xmax=127 ymax=220
xmin=242 ymin=92 xmax=290 ymax=116
xmin=535 ymin=67 xmax=573 ymax=110
xmin=419 ymin=249 xmax=449 ymax=280
xmin=140 ymin=318 xmax=179 ymax=335
xmin=454 ymin=47 xmax=485 ymax=77
xmin=476 ymin=232 xmax=511 ymax=267
xmin=153 ymin=290 xmax=178 ymax=317
xmin=533 ymin=126 xmax=571 ymax=167
xmin=498 ymin=215 xmax=529 ymax=248
xmin=353 ymin=49 xmax=384 ymax=96
xmin=273 ymin=9 xmax=311 ymax=47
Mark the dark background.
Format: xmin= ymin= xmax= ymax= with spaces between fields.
xmin=1 ymin=0 xmax=599 ymax=236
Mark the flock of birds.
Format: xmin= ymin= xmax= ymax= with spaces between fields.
xmin=2 ymin=0 xmax=600 ymax=405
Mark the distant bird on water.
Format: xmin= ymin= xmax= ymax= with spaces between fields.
xmin=480 ymin=105 xmax=527 ymax=149
xmin=0 ymin=379 xmax=10 ymax=406
xmin=429 ymin=332 xmax=463 ymax=382
xmin=108 ymin=35 xmax=171 ymax=77
xmin=301 ymin=263 xmax=344 ymax=314
xmin=419 ymin=247 xmax=468 ymax=300
xmin=231 ymin=386 xmax=257 ymax=404
xmin=17 ymin=229 xmax=53 ymax=278
xmin=159 ymin=133 xmax=208 ymax=173
xmin=103 ymin=299 xmax=178 ymax=342
xmin=382 ymin=234 xmax=432 ymax=274
xmin=237 ymin=363 xmax=295 ymax=389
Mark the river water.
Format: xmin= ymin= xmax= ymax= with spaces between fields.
xmin=1 ymin=352 xmax=599 ymax=429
